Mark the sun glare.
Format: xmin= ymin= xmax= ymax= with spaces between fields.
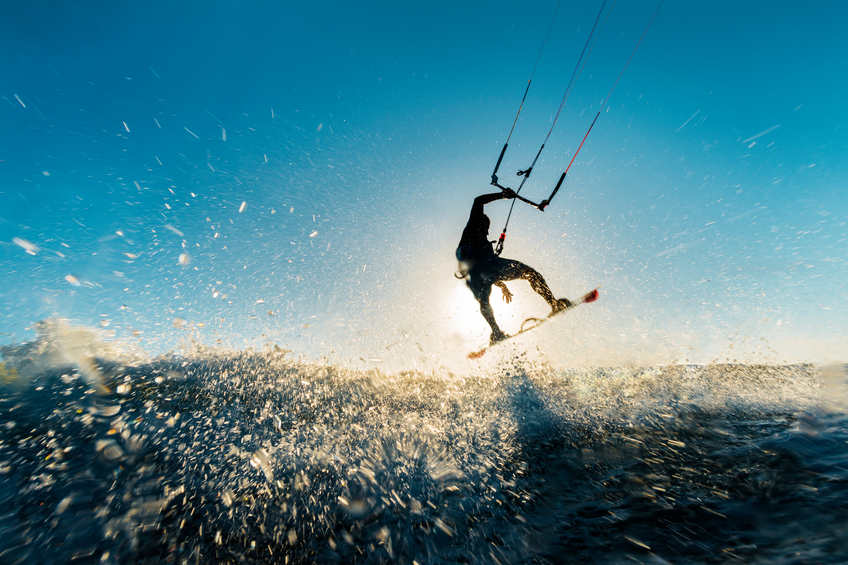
xmin=442 ymin=281 xmax=549 ymax=341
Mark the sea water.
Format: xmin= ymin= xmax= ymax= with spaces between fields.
xmin=1 ymin=323 xmax=846 ymax=564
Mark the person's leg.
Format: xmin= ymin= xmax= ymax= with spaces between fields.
xmin=494 ymin=258 xmax=572 ymax=312
xmin=523 ymin=268 xmax=557 ymax=305
xmin=467 ymin=275 xmax=508 ymax=343
xmin=495 ymin=259 xmax=555 ymax=304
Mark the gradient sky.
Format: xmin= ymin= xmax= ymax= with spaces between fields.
xmin=1 ymin=0 xmax=846 ymax=366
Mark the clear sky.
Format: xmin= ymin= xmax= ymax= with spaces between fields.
xmin=1 ymin=0 xmax=846 ymax=366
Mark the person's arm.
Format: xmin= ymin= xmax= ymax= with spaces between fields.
xmin=469 ymin=189 xmax=516 ymax=220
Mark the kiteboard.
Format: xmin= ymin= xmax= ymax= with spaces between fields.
xmin=468 ymin=288 xmax=599 ymax=359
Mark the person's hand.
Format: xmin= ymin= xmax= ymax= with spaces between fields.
xmin=502 ymin=187 xmax=517 ymax=199
xmin=499 ymin=284 xmax=513 ymax=303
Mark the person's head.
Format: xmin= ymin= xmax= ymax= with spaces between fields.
xmin=482 ymin=214 xmax=490 ymax=234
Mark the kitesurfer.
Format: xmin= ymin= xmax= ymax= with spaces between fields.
xmin=456 ymin=189 xmax=572 ymax=344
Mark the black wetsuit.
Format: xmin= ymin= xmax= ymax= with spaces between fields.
xmin=456 ymin=192 xmax=503 ymax=265
xmin=456 ymin=192 xmax=560 ymax=339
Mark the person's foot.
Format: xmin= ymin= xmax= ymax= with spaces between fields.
xmin=550 ymin=298 xmax=573 ymax=316
xmin=490 ymin=329 xmax=509 ymax=345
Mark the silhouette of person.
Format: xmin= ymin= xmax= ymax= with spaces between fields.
xmin=456 ymin=189 xmax=571 ymax=344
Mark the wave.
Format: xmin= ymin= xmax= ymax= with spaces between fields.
xmin=1 ymin=322 xmax=845 ymax=564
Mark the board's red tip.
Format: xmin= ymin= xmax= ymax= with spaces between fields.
xmin=583 ymin=289 xmax=599 ymax=303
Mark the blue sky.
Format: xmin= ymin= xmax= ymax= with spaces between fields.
xmin=1 ymin=1 xmax=846 ymax=365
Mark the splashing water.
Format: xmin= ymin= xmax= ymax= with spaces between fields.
xmin=2 ymin=325 xmax=846 ymax=563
